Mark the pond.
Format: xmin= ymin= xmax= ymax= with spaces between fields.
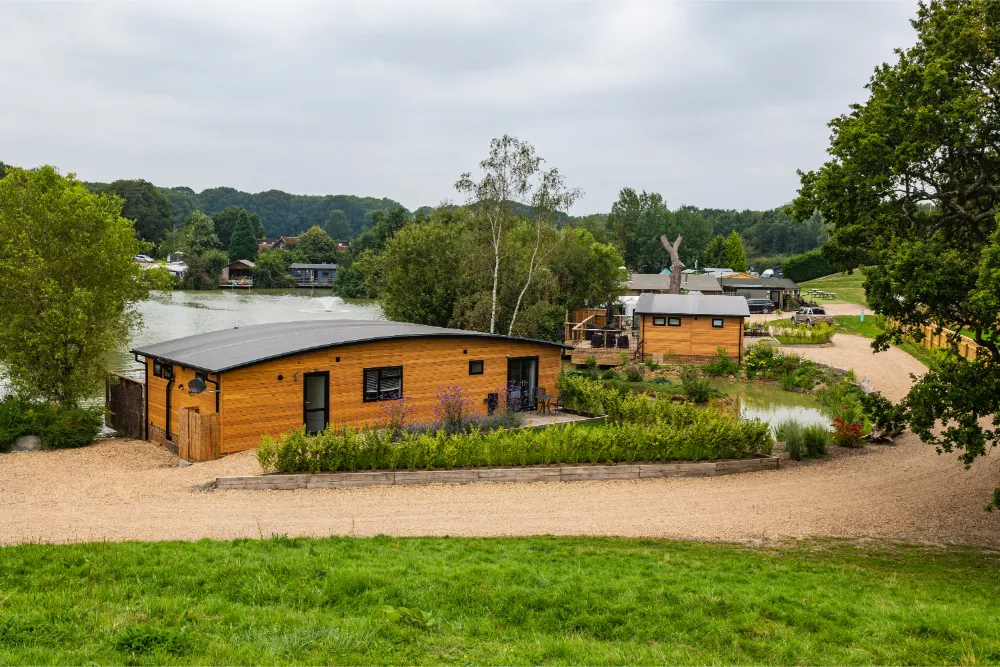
xmin=713 ymin=380 xmax=832 ymax=431
xmin=109 ymin=289 xmax=383 ymax=370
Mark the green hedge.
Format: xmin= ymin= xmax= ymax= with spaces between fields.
xmin=783 ymin=249 xmax=833 ymax=283
xmin=257 ymin=391 xmax=773 ymax=473
xmin=0 ymin=396 xmax=104 ymax=451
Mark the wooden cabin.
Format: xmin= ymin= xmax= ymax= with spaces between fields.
xmin=220 ymin=259 xmax=254 ymax=287
xmin=635 ymin=293 xmax=749 ymax=363
xmin=130 ymin=320 xmax=565 ymax=457
xmin=290 ymin=263 xmax=338 ymax=287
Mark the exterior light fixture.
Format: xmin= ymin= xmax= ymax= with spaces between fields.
xmin=277 ymin=374 xmax=284 ymax=381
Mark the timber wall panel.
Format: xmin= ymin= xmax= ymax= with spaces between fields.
xmin=145 ymin=360 xmax=219 ymax=444
xmin=640 ymin=314 xmax=743 ymax=360
xmin=219 ymin=337 xmax=561 ymax=453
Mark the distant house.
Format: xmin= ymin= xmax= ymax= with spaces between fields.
xmin=698 ymin=267 xmax=736 ymax=278
xmin=635 ymin=293 xmax=749 ymax=363
xmin=334 ymin=240 xmax=350 ymax=253
xmin=720 ymin=274 xmax=800 ymax=307
xmin=627 ymin=273 xmax=723 ymax=296
xmin=289 ymin=263 xmax=338 ymax=287
xmin=258 ymin=238 xmax=280 ymax=252
xmin=274 ymin=236 xmax=298 ymax=249
xmin=220 ymin=259 xmax=254 ymax=287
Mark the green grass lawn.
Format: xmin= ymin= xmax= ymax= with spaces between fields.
xmin=2 ymin=536 xmax=998 ymax=665
xmin=800 ymin=272 xmax=867 ymax=306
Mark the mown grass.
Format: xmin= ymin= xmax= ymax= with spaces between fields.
xmin=800 ymin=272 xmax=868 ymax=306
xmin=1 ymin=536 xmax=998 ymax=665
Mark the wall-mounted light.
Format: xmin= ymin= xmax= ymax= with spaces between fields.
xmin=178 ymin=384 xmax=185 ymax=391
xmin=277 ymin=374 xmax=284 ymax=381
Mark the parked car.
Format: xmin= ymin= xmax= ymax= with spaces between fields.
xmin=746 ymin=298 xmax=776 ymax=314
xmin=791 ymin=307 xmax=835 ymax=326
xmin=133 ymin=254 xmax=154 ymax=263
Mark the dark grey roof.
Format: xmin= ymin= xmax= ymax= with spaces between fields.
xmin=720 ymin=276 xmax=799 ymax=289
xmin=289 ymin=263 xmax=338 ymax=270
xmin=132 ymin=319 xmax=568 ymax=373
xmin=635 ymin=293 xmax=750 ymax=317
xmin=629 ymin=273 xmax=723 ymax=293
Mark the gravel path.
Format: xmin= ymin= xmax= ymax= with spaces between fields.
xmin=2 ymin=334 xmax=997 ymax=547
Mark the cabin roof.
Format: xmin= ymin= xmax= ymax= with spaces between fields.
xmin=228 ymin=259 xmax=255 ymax=269
xmin=720 ymin=276 xmax=799 ymax=290
xmin=289 ymin=263 xmax=339 ymax=270
xmin=628 ymin=273 xmax=722 ymax=293
xmin=132 ymin=319 xmax=568 ymax=373
xmin=634 ymin=293 xmax=750 ymax=317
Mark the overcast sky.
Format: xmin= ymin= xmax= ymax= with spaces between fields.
xmin=0 ymin=1 xmax=917 ymax=214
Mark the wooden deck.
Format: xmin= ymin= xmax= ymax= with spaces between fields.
xmin=567 ymin=336 xmax=640 ymax=366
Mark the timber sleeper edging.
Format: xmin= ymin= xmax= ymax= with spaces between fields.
xmin=215 ymin=456 xmax=780 ymax=490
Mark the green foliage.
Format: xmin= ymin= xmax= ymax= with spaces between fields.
xmin=832 ymin=418 xmax=864 ymax=448
xmin=817 ymin=373 xmax=868 ymax=427
xmin=775 ymin=419 xmax=804 ymax=460
xmin=0 ymin=167 xmax=147 ymax=403
xmin=607 ymin=189 xmax=711 ymax=271
xmin=771 ymin=322 xmax=835 ymax=345
xmin=584 ymin=356 xmax=598 ymax=370
xmin=803 ymin=424 xmax=831 ymax=458
xmin=621 ymin=363 xmax=645 ymax=383
xmin=0 ymin=395 xmax=103 ymax=451
xmin=212 ymin=206 xmax=264 ymax=248
xmin=783 ymin=248 xmax=833 ymax=283
xmin=0 ymin=538 xmax=998 ymax=664
xmin=182 ymin=249 xmax=229 ymax=290
xmin=381 ymin=606 xmax=443 ymax=632
xmin=227 ymin=211 xmax=258 ymax=262
xmin=793 ymin=0 xmax=1000 ymax=470
xmin=140 ymin=265 xmax=177 ymax=291
xmin=701 ymin=234 xmax=727 ymax=267
xmin=295 ymin=225 xmax=340 ymax=264
xmin=556 ymin=374 xmax=608 ymax=416
xmin=180 ymin=211 xmax=221 ymax=255
xmin=742 ymin=343 xmax=821 ymax=389
xmin=702 ymin=347 xmax=740 ymax=376
xmin=323 ymin=209 xmax=352 ymax=240
xmin=251 ymin=248 xmax=295 ymax=288
xmin=112 ymin=626 xmax=191 ymax=656
xmin=680 ymin=369 xmax=712 ymax=403
xmin=95 ymin=179 xmax=173 ymax=242
xmin=723 ymin=231 xmax=747 ymax=273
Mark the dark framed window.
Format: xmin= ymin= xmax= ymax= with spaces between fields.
xmin=195 ymin=371 xmax=208 ymax=383
xmin=668 ymin=317 xmax=681 ymax=327
xmin=652 ymin=316 xmax=666 ymax=326
xmin=363 ymin=366 xmax=403 ymax=402
xmin=153 ymin=360 xmax=163 ymax=378
xmin=161 ymin=363 xmax=174 ymax=380
xmin=469 ymin=360 xmax=484 ymax=375
xmin=712 ymin=318 xmax=724 ymax=328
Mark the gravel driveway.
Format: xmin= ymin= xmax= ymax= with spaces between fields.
xmin=2 ymin=334 xmax=997 ymax=547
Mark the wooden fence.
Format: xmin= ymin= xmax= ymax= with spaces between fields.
xmin=105 ymin=370 xmax=146 ymax=440
xmin=918 ymin=324 xmax=981 ymax=361
xmin=177 ymin=407 xmax=220 ymax=462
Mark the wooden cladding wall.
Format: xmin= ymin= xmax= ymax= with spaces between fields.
xmin=219 ymin=337 xmax=562 ymax=454
xmin=639 ymin=314 xmax=744 ymax=361
xmin=145 ymin=359 xmax=219 ymax=445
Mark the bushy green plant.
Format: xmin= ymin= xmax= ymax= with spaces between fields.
xmin=644 ymin=360 xmax=662 ymax=371
xmin=774 ymin=419 xmax=804 ymax=460
xmin=832 ymin=418 xmax=864 ymax=447
xmin=0 ymin=395 xmax=102 ymax=451
xmin=600 ymin=368 xmax=617 ymax=381
xmin=621 ymin=363 xmax=645 ymax=383
xmin=771 ymin=322 xmax=835 ymax=345
xmin=702 ymin=347 xmax=740 ymax=377
xmin=680 ymin=369 xmax=712 ymax=403
xmin=802 ymin=424 xmax=830 ymax=457
xmin=557 ymin=373 xmax=610 ymax=416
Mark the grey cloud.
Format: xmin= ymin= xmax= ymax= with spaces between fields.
xmin=0 ymin=1 xmax=917 ymax=213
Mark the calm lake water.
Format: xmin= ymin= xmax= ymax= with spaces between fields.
xmin=714 ymin=380 xmax=832 ymax=431
xmin=111 ymin=289 xmax=383 ymax=370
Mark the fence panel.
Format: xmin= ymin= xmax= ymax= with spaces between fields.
xmin=105 ymin=373 xmax=145 ymax=440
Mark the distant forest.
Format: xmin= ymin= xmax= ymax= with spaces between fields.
xmin=86 ymin=182 xmax=403 ymax=239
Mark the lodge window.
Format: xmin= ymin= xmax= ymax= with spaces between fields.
xmin=363 ymin=366 xmax=403 ymax=402
xmin=668 ymin=317 xmax=681 ymax=327
xmin=161 ymin=363 xmax=174 ymax=380
xmin=195 ymin=371 xmax=208 ymax=382
xmin=469 ymin=360 xmax=484 ymax=375
xmin=153 ymin=360 xmax=163 ymax=378
xmin=712 ymin=318 xmax=724 ymax=328
xmin=652 ymin=316 xmax=666 ymax=326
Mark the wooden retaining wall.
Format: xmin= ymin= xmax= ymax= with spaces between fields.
xmin=918 ymin=324 xmax=981 ymax=361
xmin=216 ymin=456 xmax=779 ymax=490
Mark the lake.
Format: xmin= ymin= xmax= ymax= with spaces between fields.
xmin=109 ymin=289 xmax=384 ymax=370
xmin=714 ymin=380 xmax=833 ymax=431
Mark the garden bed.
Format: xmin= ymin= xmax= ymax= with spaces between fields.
xmin=216 ymin=456 xmax=780 ymax=490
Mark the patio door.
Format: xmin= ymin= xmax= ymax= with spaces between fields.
xmin=303 ymin=371 xmax=329 ymax=434
xmin=507 ymin=357 xmax=538 ymax=411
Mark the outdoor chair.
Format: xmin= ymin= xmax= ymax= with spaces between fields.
xmin=605 ymin=331 xmax=617 ymax=348
xmin=617 ymin=334 xmax=630 ymax=349
xmin=590 ymin=332 xmax=605 ymax=348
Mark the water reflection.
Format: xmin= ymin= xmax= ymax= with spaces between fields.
xmin=713 ymin=380 xmax=832 ymax=431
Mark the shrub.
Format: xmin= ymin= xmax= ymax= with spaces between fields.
xmin=433 ymin=386 xmax=476 ymax=433
xmin=557 ymin=373 xmax=610 ymax=416
xmin=782 ymin=248 xmax=833 ymax=283
xmin=771 ymin=322 xmax=835 ymax=345
xmin=803 ymin=425 xmax=830 ymax=457
xmin=832 ymin=417 xmax=864 ymax=447
xmin=258 ymin=403 xmax=773 ymax=474
xmin=600 ymin=368 xmax=617 ymax=380
xmin=680 ymin=369 xmax=713 ymax=403
xmin=0 ymin=396 xmax=102 ymax=451
xmin=774 ymin=419 xmax=804 ymax=460
xmin=378 ymin=397 xmax=416 ymax=431
xmin=702 ymin=347 xmax=740 ymax=377
xmin=584 ymin=356 xmax=598 ymax=371
xmin=644 ymin=360 xmax=662 ymax=371
xmin=621 ymin=363 xmax=646 ymax=383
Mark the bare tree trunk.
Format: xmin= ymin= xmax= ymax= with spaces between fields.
xmin=660 ymin=234 xmax=684 ymax=294
xmin=508 ymin=225 xmax=542 ymax=337
xmin=489 ymin=231 xmax=500 ymax=334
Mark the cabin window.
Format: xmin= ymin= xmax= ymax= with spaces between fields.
xmin=153 ymin=360 xmax=163 ymax=378
xmin=668 ymin=317 xmax=681 ymax=327
xmin=195 ymin=371 xmax=208 ymax=383
xmin=469 ymin=360 xmax=484 ymax=375
xmin=652 ymin=316 xmax=666 ymax=326
xmin=363 ymin=366 xmax=403 ymax=402
xmin=161 ymin=364 xmax=174 ymax=380
xmin=712 ymin=318 xmax=724 ymax=328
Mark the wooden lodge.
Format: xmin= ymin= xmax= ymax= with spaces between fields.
xmin=220 ymin=259 xmax=254 ymax=288
xmin=127 ymin=320 xmax=566 ymax=459
xmin=290 ymin=263 xmax=338 ymax=287
xmin=635 ymin=293 xmax=749 ymax=363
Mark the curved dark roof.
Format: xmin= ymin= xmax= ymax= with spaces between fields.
xmin=635 ymin=293 xmax=750 ymax=317
xmin=131 ymin=319 xmax=568 ymax=373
